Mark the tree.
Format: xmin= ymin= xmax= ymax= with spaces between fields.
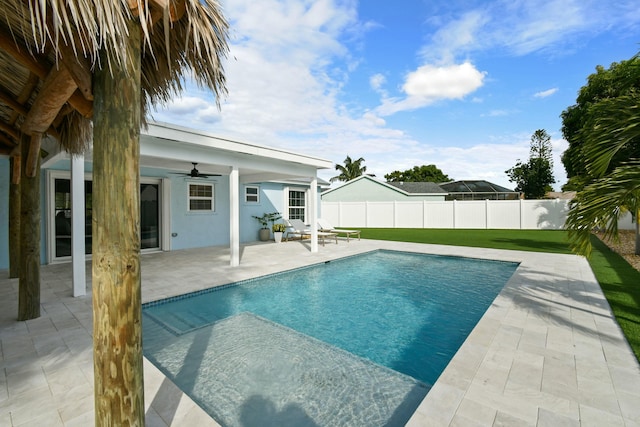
xmin=565 ymin=87 xmax=640 ymax=256
xmin=560 ymin=57 xmax=640 ymax=191
xmin=384 ymin=165 xmax=452 ymax=183
xmin=506 ymin=129 xmax=555 ymax=199
xmin=331 ymin=155 xmax=366 ymax=182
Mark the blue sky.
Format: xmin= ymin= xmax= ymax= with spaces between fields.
xmin=152 ymin=0 xmax=640 ymax=189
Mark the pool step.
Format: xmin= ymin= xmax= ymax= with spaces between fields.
xmin=145 ymin=309 xmax=220 ymax=335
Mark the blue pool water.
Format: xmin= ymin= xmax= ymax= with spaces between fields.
xmin=144 ymin=250 xmax=518 ymax=385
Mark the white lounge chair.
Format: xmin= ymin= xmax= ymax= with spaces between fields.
xmin=317 ymin=218 xmax=361 ymax=242
xmin=285 ymin=219 xmax=337 ymax=246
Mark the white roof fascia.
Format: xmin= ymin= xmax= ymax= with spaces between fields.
xmin=144 ymin=122 xmax=333 ymax=170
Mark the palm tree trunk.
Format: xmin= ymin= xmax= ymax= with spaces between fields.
xmin=92 ymin=18 xmax=144 ymax=426
xmin=18 ymin=136 xmax=40 ymax=320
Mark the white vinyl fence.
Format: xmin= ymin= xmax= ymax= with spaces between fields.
xmin=321 ymin=199 xmax=636 ymax=230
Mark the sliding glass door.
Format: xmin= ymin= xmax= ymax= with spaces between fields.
xmin=50 ymin=174 xmax=161 ymax=260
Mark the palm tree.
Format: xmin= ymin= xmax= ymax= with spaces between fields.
xmin=331 ymin=155 xmax=366 ymax=183
xmin=566 ymin=93 xmax=640 ymax=256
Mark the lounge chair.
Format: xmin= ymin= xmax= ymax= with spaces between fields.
xmin=285 ymin=219 xmax=337 ymax=246
xmin=317 ymin=218 xmax=361 ymax=242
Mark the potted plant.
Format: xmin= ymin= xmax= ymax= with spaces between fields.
xmin=252 ymin=212 xmax=281 ymax=241
xmin=272 ymin=223 xmax=287 ymax=243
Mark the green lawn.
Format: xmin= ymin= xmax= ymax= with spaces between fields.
xmin=359 ymin=228 xmax=640 ymax=361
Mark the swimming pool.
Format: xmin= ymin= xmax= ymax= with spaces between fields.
xmin=143 ymin=250 xmax=518 ymax=425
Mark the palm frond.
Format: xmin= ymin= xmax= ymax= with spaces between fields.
xmin=566 ymin=161 xmax=640 ymax=256
xmin=582 ymin=93 xmax=640 ymax=177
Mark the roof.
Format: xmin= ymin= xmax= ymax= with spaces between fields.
xmin=322 ymin=175 xmax=449 ymax=197
xmin=439 ymin=180 xmax=517 ymax=194
xmin=0 ymin=0 xmax=228 ymax=158
xmin=386 ymin=181 xmax=448 ymax=194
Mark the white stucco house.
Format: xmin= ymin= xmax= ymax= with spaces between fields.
xmin=0 ymin=122 xmax=333 ymax=289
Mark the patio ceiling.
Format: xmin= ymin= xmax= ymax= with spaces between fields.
xmin=41 ymin=121 xmax=334 ymax=182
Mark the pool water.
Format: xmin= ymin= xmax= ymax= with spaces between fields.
xmin=143 ymin=250 xmax=518 ymax=425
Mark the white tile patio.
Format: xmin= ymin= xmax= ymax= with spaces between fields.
xmin=1 ymin=239 xmax=639 ymax=426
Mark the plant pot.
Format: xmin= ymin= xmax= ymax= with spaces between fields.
xmin=258 ymin=228 xmax=270 ymax=241
xmin=274 ymin=231 xmax=283 ymax=243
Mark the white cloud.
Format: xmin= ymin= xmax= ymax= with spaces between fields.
xmin=420 ymin=0 xmax=639 ymax=60
xmin=483 ymin=109 xmax=510 ymax=117
xmin=534 ymin=88 xmax=558 ymax=98
xmin=369 ymin=73 xmax=386 ymax=91
xmin=422 ymin=10 xmax=489 ymax=63
xmin=376 ymin=62 xmax=486 ymax=116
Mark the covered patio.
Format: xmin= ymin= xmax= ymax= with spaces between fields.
xmin=1 ymin=239 xmax=639 ymax=426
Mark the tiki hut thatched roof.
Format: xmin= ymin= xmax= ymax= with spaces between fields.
xmin=0 ymin=0 xmax=228 ymax=159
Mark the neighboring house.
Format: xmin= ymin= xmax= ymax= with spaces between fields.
xmin=439 ymin=180 xmax=520 ymax=200
xmin=0 ymin=122 xmax=332 ymax=271
xmin=321 ymin=175 xmax=447 ymax=202
xmin=545 ymin=191 xmax=577 ymax=200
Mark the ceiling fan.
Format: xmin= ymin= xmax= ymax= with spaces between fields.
xmin=172 ymin=162 xmax=220 ymax=178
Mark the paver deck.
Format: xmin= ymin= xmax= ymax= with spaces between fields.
xmin=1 ymin=239 xmax=639 ymax=426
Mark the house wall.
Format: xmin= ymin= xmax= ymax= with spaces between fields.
xmin=168 ymin=175 xmax=231 ymax=250
xmin=322 ymin=178 xmax=444 ymax=202
xmin=239 ymin=182 xmax=286 ymax=243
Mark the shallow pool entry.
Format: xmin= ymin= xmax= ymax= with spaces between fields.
xmin=143 ymin=250 xmax=518 ymax=426
xmin=144 ymin=312 xmax=428 ymax=426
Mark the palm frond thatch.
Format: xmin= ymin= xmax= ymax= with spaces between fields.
xmin=0 ymin=0 xmax=229 ymax=154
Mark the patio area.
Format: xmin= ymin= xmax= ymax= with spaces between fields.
xmin=1 ymin=239 xmax=639 ymax=426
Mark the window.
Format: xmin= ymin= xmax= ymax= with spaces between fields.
xmin=288 ymin=189 xmax=306 ymax=220
xmin=189 ymin=183 xmax=214 ymax=211
xmin=245 ymin=186 xmax=259 ymax=203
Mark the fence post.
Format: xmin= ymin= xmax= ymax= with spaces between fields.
xmin=365 ymin=201 xmax=369 ymax=228
xmin=393 ymin=200 xmax=397 ymax=228
xmin=519 ymin=198 xmax=523 ymax=230
xmin=453 ymin=199 xmax=456 ymax=229
xmin=423 ymin=200 xmax=427 ymax=228
xmin=485 ymin=199 xmax=489 ymax=229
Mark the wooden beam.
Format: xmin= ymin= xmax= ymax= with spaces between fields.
xmin=0 ymin=132 xmax=17 ymax=147
xmin=21 ymin=66 xmax=78 ymax=135
xmin=0 ymin=28 xmax=93 ymax=119
xmin=0 ymin=121 xmax=19 ymax=139
xmin=11 ymin=153 xmax=21 ymax=185
xmin=18 ymin=133 xmax=41 ymax=320
xmin=150 ymin=0 xmax=186 ymax=21
xmin=0 ymin=89 xmax=29 ymax=116
xmin=93 ymin=19 xmax=144 ymax=426
xmin=9 ymin=154 xmax=21 ymax=278
xmin=9 ymin=73 xmax=39 ymax=125
xmin=58 ymin=41 xmax=93 ymax=101
xmin=25 ymin=133 xmax=42 ymax=178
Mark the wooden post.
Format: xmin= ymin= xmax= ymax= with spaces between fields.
xmin=9 ymin=155 xmax=20 ymax=278
xmin=92 ymin=19 xmax=144 ymax=426
xmin=18 ymin=136 xmax=40 ymax=320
